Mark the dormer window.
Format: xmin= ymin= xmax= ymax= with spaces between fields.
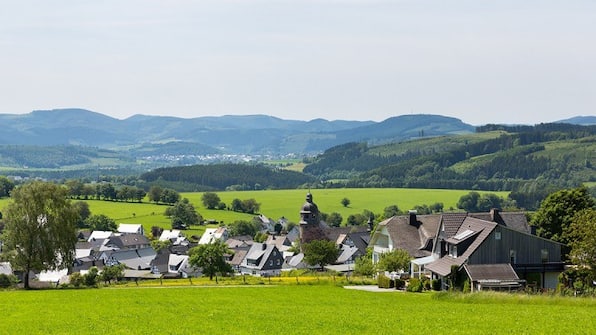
xmin=449 ymin=244 xmax=458 ymax=257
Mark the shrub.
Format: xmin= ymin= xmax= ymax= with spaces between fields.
xmin=431 ymin=279 xmax=441 ymax=291
xmin=407 ymin=278 xmax=423 ymax=292
xmin=0 ymin=274 xmax=17 ymax=288
xmin=378 ymin=274 xmax=391 ymax=289
xmin=84 ymin=267 xmax=99 ymax=287
xmin=463 ymin=279 xmax=471 ymax=293
xmin=69 ymin=272 xmax=84 ymax=288
xmin=394 ymin=278 xmax=405 ymax=290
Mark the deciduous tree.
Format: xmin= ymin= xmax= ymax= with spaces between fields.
xmin=303 ymin=239 xmax=339 ymax=270
xmin=201 ymin=192 xmax=221 ymax=209
xmin=566 ymin=208 xmax=596 ymax=270
xmin=1 ymin=181 xmax=78 ymax=289
xmin=531 ymin=186 xmax=595 ymax=244
xmin=188 ymin=240 xmax=232 ymax=280
xmin=377 ymin=249 xmax=411 ymax=273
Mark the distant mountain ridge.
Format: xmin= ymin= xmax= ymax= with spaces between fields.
xmin=0 ymin=109 xmax=593 ymax=156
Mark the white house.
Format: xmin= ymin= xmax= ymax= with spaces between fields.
xmin=117 ymin=223 xmax=144 ymax=236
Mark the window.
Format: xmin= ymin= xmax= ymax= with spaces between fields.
xmin=495 ymin=231 xmax=501 ymax=240
xmin=509 ymin=250 xmax=517 ymax=264
xmin=269 ymin=260 xmax=273 ymax=266
xmin=449 ymin=244 xmax=458 ymax=257
xmin=541 ymin=249 xmax=549 ymax=263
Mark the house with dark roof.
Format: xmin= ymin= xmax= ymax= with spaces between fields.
xmin=426 ymin=216 xmax=564 ymax=290
xmin=105 ymin=234 xmax=150 ymax=250
xmin=240 ymin=243 xmax=284 ymax=277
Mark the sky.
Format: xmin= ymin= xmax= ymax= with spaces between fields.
xmin=1 ymin=0 xmax=595 ymax=126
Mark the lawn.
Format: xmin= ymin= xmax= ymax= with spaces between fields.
xmin=0 ymin=285 xmax=594 ymax=334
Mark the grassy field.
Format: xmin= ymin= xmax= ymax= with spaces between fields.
xmin=0 ymin=188 xmax=509 ymax=235
xmin=0 ymin=285 xmax=594 ymax=334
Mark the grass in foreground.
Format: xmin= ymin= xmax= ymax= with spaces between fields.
xmin=0 ymin=285 xmax=594 ymax=334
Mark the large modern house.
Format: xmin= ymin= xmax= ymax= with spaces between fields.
xmin=370 ymin=209 xmax=564 ymax=290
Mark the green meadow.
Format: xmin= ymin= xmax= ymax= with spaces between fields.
xmin=0 ymin=285 xmax=594 ymax=334
xmin=0 ymin=188 xmax=508 ymax=235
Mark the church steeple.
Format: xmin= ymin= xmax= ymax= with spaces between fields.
xmin=299 ymin=192 xmax=326 ymax=249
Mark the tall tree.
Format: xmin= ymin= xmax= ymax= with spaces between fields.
xmin=531 ymin=186 xmax=595 ymax=244
xmin=1 ymin=181 xmax=78 ymax=289
xmin=566 ymin=208 xmax=596 ymax=270
xmin=85 ymin=214 xmax=117 ymax=232
xmin=201 ymin=192 xmax=221 ymax=209
xmin=188 ymin=240 xmax=232 ymax=280
xmin=303 ymin=239 xmax=339 ymax=270
xmin=165 ymin=198 xmax=201 ymax=229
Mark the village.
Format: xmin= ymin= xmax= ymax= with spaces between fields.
xmin=0 ymin=191 xmax=566 ymax=293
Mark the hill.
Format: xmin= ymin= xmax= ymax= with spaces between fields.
xmin=303 ymin=123 xmax=596 ymax=209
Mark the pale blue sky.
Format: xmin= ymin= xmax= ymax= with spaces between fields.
xmin=1 ymin=0 xmax=595 ymax=125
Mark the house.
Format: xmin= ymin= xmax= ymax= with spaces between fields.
xmin=426 ymin=216 xmax=564 ymax=290
xmin=117 ymin=223 xmax=144 ymax=235
xmin=105 ymin=234 xmax=151 ymax=250
xmin=198 ymin=227 xmax=229 ymax=245
xmin=265 ymin=235 xmax=293 ymax=252
xmin=87 ymin=230 xmax=114 ymax=242
xmin=104 ymin=247 xmax=157 ymax=270
xmin=370 ymin=211 xmax=441 ymax=266
xmin=0 ymin=262 xmax=12 ymax=276
xmin=159 ymin=229 xmax=188 ymax=245
xmin=240 ymin=243 xmax=284 ymax=276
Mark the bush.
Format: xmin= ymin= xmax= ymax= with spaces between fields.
xmin=69 ymin=272 xmax=84 ymax=288
xmin=431 ymin=279 xmax=441 ymax=291
xmin=407 ymin=278 xmax=423 ymax=292
xmin=394 ymin=278 xmax=405 ymax=290
xmin=463 ymin=279 xmax=471 ymax=293
xmin=0 ymin=274 xmax=17 ymax=288
xmin=378 ymin=274 xmax=391 ymax=289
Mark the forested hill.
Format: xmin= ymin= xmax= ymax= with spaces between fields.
xmin=140 ymin=164 xmax=317 ymax=191
xmin=303 ymin=123 xmax=596 ymax=210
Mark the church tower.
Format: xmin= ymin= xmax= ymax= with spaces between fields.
xmin=299 ymin=192 xmax=326 ymax=249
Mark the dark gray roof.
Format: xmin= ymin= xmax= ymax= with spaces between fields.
xmin=440 ymin=212 xmax=469 ymax=239
xmin=108 ymin=234 xmax=150 ymax=249
xmin=464 ymin=263 xmax=520 ymax=282
xmin=469 ymin=210 xmax=530 ymax=234
xmin=426 ymin=217 xmax=497 ymax=276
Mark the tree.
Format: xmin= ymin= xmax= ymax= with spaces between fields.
xmin=0 ymin=176 xmax=15 ymax=198
xmin=227 ymin=219 xmax=260 ymax=237
xmin=85 ymin=214 xmax=117 ymax=232
xmin=341 ymin=197 xmax=351 ymax=207
xmin=148 ymin=186 xmax=163 ymax=203
xmin=188 ymin=240 xmax=232 ymax=280
xmin=383 ymin=205 xmax=400 ymax=219
xmin=72 ymin=201 xmax=91 ymax=228
xmin=303 ymin=239 xmax=339 ymax=270
xmin=354 ymin=250 xmax=376 ymax=276
xmin=531 ymin=186 xmax=595 ymax=244
xmin=377 ymin=249 xmax=411 ymax=273
xmin=160 ymin=188 xmax=181 ymax=205
xmin=201 ymin=192 xmax=221 ymax=209
xmin=457 ymin=192 xmax=481 ymax=212
xmin=100 ymin=264 xmax=125 ymax=284
xmin=165 ymin=198 xmax=201 ymax=230
xmin=241 ymin=198 xmax=260 ymax=214
xmin=1 ymin=181 xmax=78 ymax=289
xmin=566 ymin=208 xmax=596 ymax=270
xmin=326 ymin=212 xmax=343 ymax=227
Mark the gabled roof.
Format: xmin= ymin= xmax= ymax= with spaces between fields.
xmin=109 ymin=247 xmax=157 ymax=270
xmin=117 ymin=223 xmax=143 ymax=234
xmin=336 ymin=245 xmax=361 ymax=264
xmin=198 ymin=227 xmax=228 ymax=245
xmin=469 ymin=209 xmax=530 ymax=234
xmin=242 ymin=243 xmax=280 ymax=270
xmin=228 ymin=249 xmax=249 ymax=266
xmin=373 ymin=214 xmax=440 ymax=258
xmin=426 ymin=217 xmax=497 ymax=276
xmin=88 ymin=230 xmax=114 ymax=242
xmin=107 ymin=234 xmax=150 ymax=249
xmin=439 ymin=212 xmax=469 ymax=238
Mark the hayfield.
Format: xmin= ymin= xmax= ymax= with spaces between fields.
xmin=0 ymin=285 xmax=594 ymax=334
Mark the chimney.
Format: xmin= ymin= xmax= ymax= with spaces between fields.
xmin=490 ymin=208 xmax=499 ymax=222
xmin=408 ymin=210 xmax=417 ymax=226
xmin=262 ymin=243 xmax=267 ymax=250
